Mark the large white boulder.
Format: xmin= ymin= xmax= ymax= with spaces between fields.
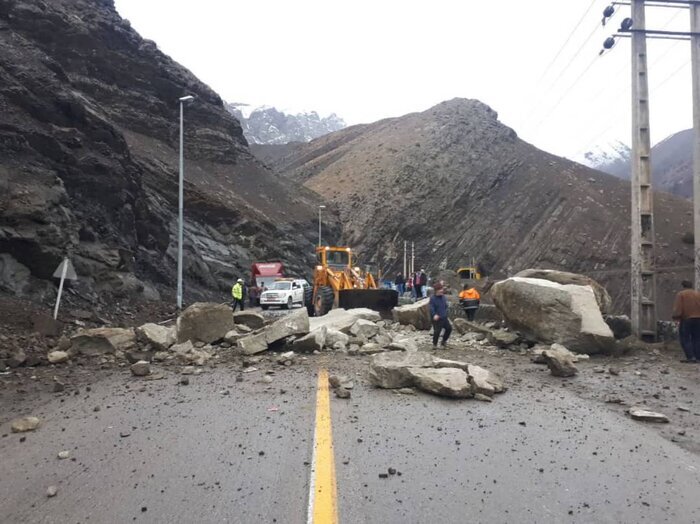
xmin=392 ymin=299 xmax=431 ymax=330
xmin=491 ymin=277 xmax=615 ymax=354
xmin=309 ymin=308 xmax=380 ymax=333
xmin=515 ymin=269 xmax=612 ymax=314
xmin=176 ymin=302 xmax=235 ymax=344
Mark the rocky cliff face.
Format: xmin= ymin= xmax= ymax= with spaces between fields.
xmin=0 ymin=0 xmax=328 ymax=306
xmin=263 ymin=98 xmax=694 ymax=317
xmin=225 ymin=103 xmax=346 ymax=145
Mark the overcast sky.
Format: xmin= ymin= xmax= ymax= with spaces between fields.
xmin=114 ymin=0 xmax=693 ymax=160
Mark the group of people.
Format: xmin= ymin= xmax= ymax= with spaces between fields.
xmin=394 ymin=269 xmax=429 ymax=299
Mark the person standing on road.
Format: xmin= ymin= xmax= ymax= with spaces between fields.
xmin=419 ymin=269 xmax=428 ymax=298
xmin=672 ymin=280 xmax=700 ymax=363
xmin=414 ymin=270 xmax=424 ymax=300
xmin=395 ymin=272 xmax=406 ymax=296
xmin=248 ymin=281 xmax=259 ymax=308
xmin=231 ymin=278 xmax=245 ymax=312
xmin=459 ymin=284 xmax=481 ymax=321
xmin=429 ymin=282 xmax=452 ymax=349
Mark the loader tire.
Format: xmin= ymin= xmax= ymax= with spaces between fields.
xmin=314 ymin=286 xmax=334 ymax=317
xmin=304 ymin=286 xmax=314 ymax=316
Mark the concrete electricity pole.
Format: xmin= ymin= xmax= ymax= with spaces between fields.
xmin=403 ymin=240 xmax=407 ymax=276
xmin=177 ymin=95 xmax=195 ymax=310
xmin=629 ymin=0 xmax=657 ymax=340
xmin=691 ymin=3 xmax=700 ymax=287
xmin=411 ymin=242 xmax=415 ymax=275
xmin=318 ymin=205 xmax=326 ymax=247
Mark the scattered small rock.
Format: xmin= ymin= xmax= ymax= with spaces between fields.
xmin=335 ymin=387 xmax=351 ymax=399
xmin=608 ymin=366 xmax=621 ymax=376
xmin=57 ymin=451 xmax=70 ymax=460
xmin=11 ymin=416 xmax=40 ymax=433
xmin=628 ymin=407 xmax=669 ymax=423
xmin=130 ymin=361 xmax=150 ymax=377
xmin=46 ymin=486 xmax=58 ymax=497
xmin=53 ymin=381 xmax=65 ymax=393
xmin=47 ymin=351 xmax=69 ymax=364
xmin=180 ymin=377 xmax=190 ymax=386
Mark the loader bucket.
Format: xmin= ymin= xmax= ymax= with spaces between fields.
xmin=339 ymin=289 xmax=399 ymax=313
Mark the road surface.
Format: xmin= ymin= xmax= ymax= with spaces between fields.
xmin=1 ymin=352 xmax=699 ymax=523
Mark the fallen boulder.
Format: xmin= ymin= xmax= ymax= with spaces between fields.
xmin=514 ymin=268 xmax=612 ymax=314
xmin=176 ymin=302 xmax=235 ymax=344
xmin=237 ymin=333 xmax=268 ymax=355
xmin=136 ymin=323 xmax=176 ymax=351
xmin=351 ymin=319 xmax=380 ymax=339
xmin=409 ymin=368 xmax=473 ymax=398
xmin=392 ymin=299 xmax=431 ymax=330
xmin=532 ymin=343 xmax=588 ymax=364
xmin=541 ymin=348 xmax=578 ymax=377
xmin=70 ymin=328 xmax=137 ymax=356
xmin=491 ymin=277 xmax=615 ymax=354
xmin=467 ymin=364 xmax=505 ymax=396
xmin=310 ymin=308 xmax=381 ymax=333
xmin=325 ymin=329 xmax=350 ymax=348
xmin=233 ymin=311 xmax=265 ymax=330
xmin=7 ymin=350 xmax=27 ymax=368
xmin=171 ymin=340 xmax=212 ymax=365
xmin=369 ymin=351 xmax=505 ymax=399
xmin=292 ymin=327 xmax=327 ymax=352
xmin=264 ymin=308 xmax=309 ymax=345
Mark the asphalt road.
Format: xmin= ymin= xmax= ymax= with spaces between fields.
xmin=1 ymin=355 xmax=699 ymax=524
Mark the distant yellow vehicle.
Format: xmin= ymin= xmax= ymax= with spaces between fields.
xmin=457 ymin=265 xmax=481 ymax=280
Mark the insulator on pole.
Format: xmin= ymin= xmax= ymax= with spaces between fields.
xmin=602 ymin=5 xmax=615 ymax=26
xmin=621 ymin=17 xmax=634 ymax=31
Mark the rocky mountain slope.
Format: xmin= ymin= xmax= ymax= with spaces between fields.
xmin=590 ymin=129 xmax=693 ymax=199
xmin=225 ymin=103 xmax=346 ymax=145
xmin=0 ymin=0 xmax=330 ymax=307
xmin=261 ymin=99 xmax=694 ymax=317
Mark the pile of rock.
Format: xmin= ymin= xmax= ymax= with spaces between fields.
xmin=236 ymin=307 xmax=422 ymax=356
xmin=369 ymin=351 xmax=505 ymax=400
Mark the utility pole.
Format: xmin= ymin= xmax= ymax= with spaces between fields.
xmin=629 ymin=0 xmax=657 ymax=340
xmin=403 ymin=240 xmax=407 ymax=276
xmin=691 ymin=2 xmax=700 ymax=288
xmin=411 ymin=242 xmax=415 ymax=275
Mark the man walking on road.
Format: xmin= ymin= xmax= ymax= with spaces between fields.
xmin=429 ymin=282 xmax=452 ymax=349
xmin=231 ymin=278 xmax=245 ymax=312
xmin=395 ymin=272 xmax=406 ymax=297
xmin=672 ymin=280 xmax=700 ymax=363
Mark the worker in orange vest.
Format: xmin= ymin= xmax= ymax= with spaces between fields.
xmin=459 ymin=284 xmax=480 ymax=321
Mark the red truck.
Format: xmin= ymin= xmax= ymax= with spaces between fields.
xmin=251 ymin=262 xmax=284 ymax=291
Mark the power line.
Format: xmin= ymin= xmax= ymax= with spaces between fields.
xmin=535 ymin=0 xmax=602 ymax=86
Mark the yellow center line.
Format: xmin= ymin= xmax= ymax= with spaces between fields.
xmin=307 ymin=368 xmax=338 ymax=524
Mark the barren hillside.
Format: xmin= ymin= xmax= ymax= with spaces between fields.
xmin=263 ymin=99 xmax=694 ymax=317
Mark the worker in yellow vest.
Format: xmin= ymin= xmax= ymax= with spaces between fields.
xmin=231 ymin=278 xmax=244 ymax=312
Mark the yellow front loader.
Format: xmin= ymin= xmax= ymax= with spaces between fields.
xmin=312 ymin=246 xmax=398 ymax=316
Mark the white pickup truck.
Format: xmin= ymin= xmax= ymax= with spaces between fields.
xmin=260 ymin=279 xmax=310 ymax=310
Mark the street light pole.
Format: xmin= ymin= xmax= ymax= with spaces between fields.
xmin=177 ymin=95 xmax=195 ymax=310
xmin=318 ymin=205 xmax=326 ymax=247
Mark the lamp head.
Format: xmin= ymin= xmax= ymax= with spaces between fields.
xmin=179 ymin=95 xmax=195 ymax=103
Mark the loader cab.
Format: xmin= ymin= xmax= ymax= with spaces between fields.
xmin=316 ymin=246 xmax=352 ymax=271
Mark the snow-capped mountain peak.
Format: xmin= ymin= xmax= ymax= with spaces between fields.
xmin=225 ymin=103 xmax=346 ymax=145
